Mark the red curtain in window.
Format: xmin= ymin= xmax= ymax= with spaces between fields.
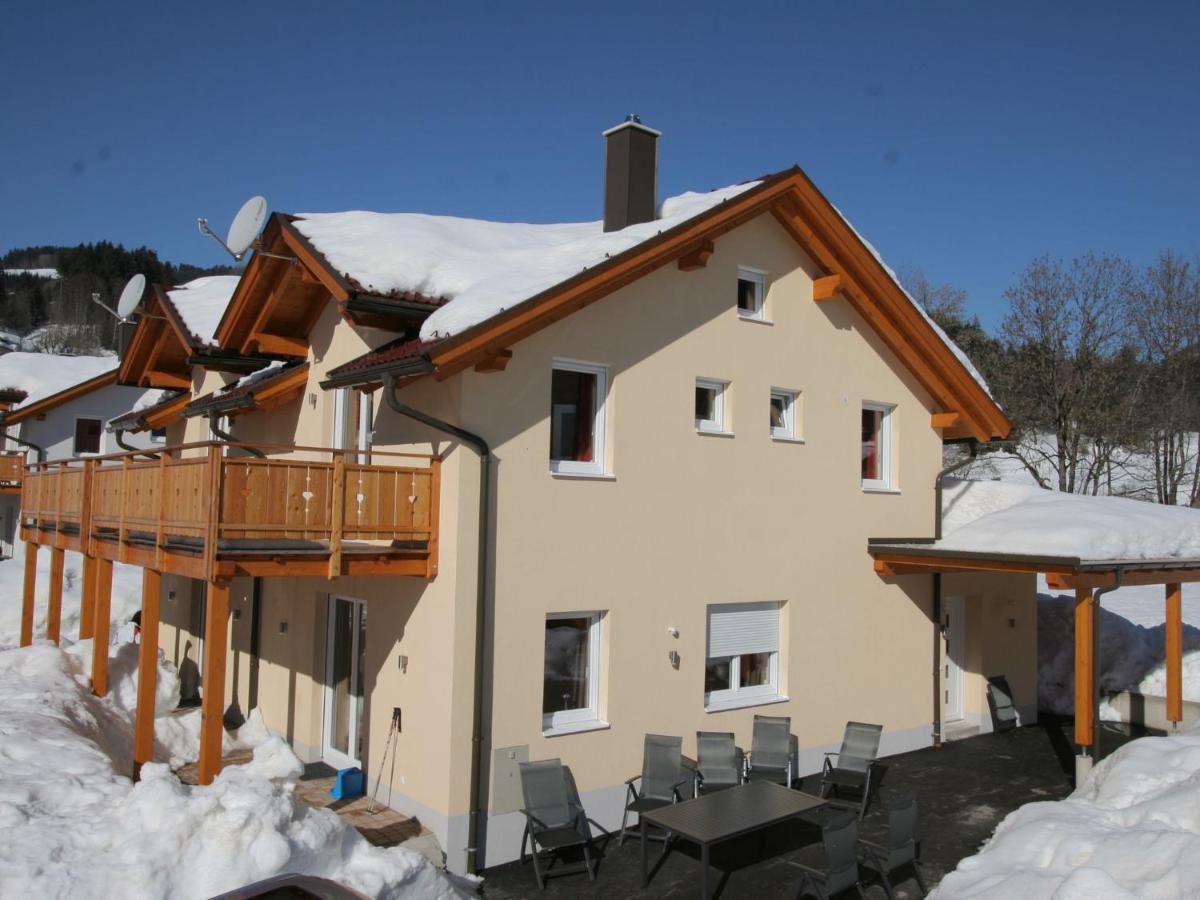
xmin=573 ymin=374 xmax=594 ymax=462
xmin=861 ymin=409 xmax=878 ymax=480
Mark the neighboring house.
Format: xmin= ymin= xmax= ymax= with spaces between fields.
xmin=0 ymin=352 xmax=156 ymax=556
xmin=18 ymin=120 xmax=1049 ymax=875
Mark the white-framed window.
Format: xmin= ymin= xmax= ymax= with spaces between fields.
xmin=695 ymin=378 xmax=729 ymax=434
xmin=736 ymin=267 xmax=767 ymax=320
xmin=550 ymin=360 xmax=607 ymax=476
xmin=542 ymin=611 xmax=604 ymax=732
xmin=73 ymin=417 xmax=103 ymax=455
xmin=705 ymin=601 xmax=782 ymax=710
xmin=861 ymin=402 xmax=895 ymax=490
xmin=769 ymin=389 xmax=798 ymax=440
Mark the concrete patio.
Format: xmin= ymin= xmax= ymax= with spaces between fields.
xmin=480 ymin=719 xmax=1150 ymax=898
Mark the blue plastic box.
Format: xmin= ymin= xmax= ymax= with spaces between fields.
xmin=331 ymin=766 xmax=365 ymax=799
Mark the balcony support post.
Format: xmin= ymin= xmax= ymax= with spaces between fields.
xmin=198 ymin=580 xmax=230 ymax=785
xmin=46 ymin=547 xmax=64 ymax=645
xmin=19 ymin=542 xmax=37 ymax=647
xmin=79 ymin=554 xmax=96 ymax=640
xmin=328 ymin=456 xmax=345 ymax=579
xmin=133 ymin=568 xmax=162 ymax=780
xmin=90 ymin=557 xmax=113 ymax=696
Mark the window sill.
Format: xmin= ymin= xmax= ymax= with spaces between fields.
xmin=696 ymin=429 xmax=735 ymax=438
xmin=736 ymin=314 xmax=774 ymax=326
xmin=550 ymin=471 xmax=616 ymax=481
xmin=704 ymin=694 xmax=789 ymax=714
xmin=862 ymin=485 xmax=901 ymax=495
xmin=771 ymin=435 xmax=805 ymax=444
xmin=542 ymin=719 xmax=610 ymax=738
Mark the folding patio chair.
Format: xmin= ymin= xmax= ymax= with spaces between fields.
xmin=819 ymin=721 xmax=882 ymax=820
xmin=745 ymin=714 xmax=794 ymax=786
xmin=618 ymin=733 xmax=689 ymax=845
xmin=858 ymin=794 xmax=928 ymax=899
xmin=791 ymin=812 xmax=867 ymax=899
xmin=695 ymin=730 xmax=743 ymax=795
xmin=517 ymin=758 xmax=596 ymax=890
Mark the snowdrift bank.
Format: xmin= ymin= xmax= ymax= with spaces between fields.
xmin=0 ymin=641 xmax=474 ymax=899
xmin=931 ymin=728 xmax=1200 ymax=899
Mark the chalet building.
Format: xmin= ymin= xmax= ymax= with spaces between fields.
xmin=17 ymin=120 xmax=1064 ymax=875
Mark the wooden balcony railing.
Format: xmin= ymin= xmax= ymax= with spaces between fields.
xmin=20 ymin=442 xmax=441 ymax=580
xmin=0 ymin=451 xmax=24 ymax=492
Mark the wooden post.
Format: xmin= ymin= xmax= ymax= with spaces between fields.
xmin=1074 ymin=587 xmax=1095 ymax=748
xmin=133 ymin=569 xmax=162 ymax=780
xmin=78 ymin=554 xmax=97 ymax=640
xmin=328 ymin=456 xmax=345 ymax=579
xmin=46 ymin=547 xmax=65 ymax=645
xmin=1166 ymin=582 xmax=1183 ymax=726
xmin=19 ymin=542 xmax=38 ymax=647
xmin=198 ymin=581 xmax=230 ymax=786
xmin=90 ymin=557 xmax=114 ymax=696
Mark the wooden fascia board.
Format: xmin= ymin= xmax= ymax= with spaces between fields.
xmin=278 ymin=219 xmax=353 ymax=302
xmin=871 ymin=552 xmax=1076 ymax=578
xmin=155 ymin=287 xmax=202 ymax=353
xmin=1046 ymin=569 xmax=1200 ymax=590
xmin=139 ymin=394 xmax=190 ymax=431
xmin=250 ymin=363 xmax=310 ymax=409
xmin=428 ymin=170 xmax=805 ymax=377
xmin=117 ymin=315 xmax=162 ymax=385
xmin=3 ymin=370 xmax=118 ymax=424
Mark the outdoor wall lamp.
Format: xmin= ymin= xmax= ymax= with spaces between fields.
xmin=668 ymin=650 xmax=681 ymax=669
xmin=666 ymin=626 xmax=679 ymax=638
xmin=398 ymin=654 xmax=409 ymax=673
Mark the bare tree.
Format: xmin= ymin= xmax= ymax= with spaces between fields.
xmin=992 ymin=253 xmax=1139 ymax=493
xmin=898 ymin=267 xmax=967 ymax=325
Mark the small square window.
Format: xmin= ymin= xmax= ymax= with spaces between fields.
xmin=542 ymin=611 xmax=603 ymax=732
xmin=73 ymin=417 xmax=102 ymax=455
xmin=150 ymin=427 xmax=167 ymax=444
xmin=695 ymin=379 xmax=728 ymax=433
xmin=769 ymin=389 xmax=798 ymax=440
xmin=550 ymin=361 xmax=607 ymax=476
xmin=736 ymin=268 xmax=767 ymax=320
xmin=862 ymin=402 xmax=895 ymax=490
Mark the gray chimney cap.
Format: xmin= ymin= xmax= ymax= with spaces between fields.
xmin=602 ymin=116 xmax=662 ymax=138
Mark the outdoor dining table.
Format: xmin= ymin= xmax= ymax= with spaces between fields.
xmin=639 ymin=780 xmax=827 ymax=898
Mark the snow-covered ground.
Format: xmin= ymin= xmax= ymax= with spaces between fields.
xmin=932 ymin=726 xmax=1200 ymax=898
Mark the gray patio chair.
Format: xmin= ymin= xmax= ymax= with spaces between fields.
xmin=819 ymin=721 xmax=882 ymax=819
xmin=745 ymin=714 xmax=794 ymax=786
xmin=517 ymin=758 xmax=596 ymax=890
xmin=618 ymin=733 xmax=689 ymax=846
xmin=792 ymin=812 xmax=867 ymax=899
xmin=696 ymin=730 xmax=743 ymax=795
xmin=985 ymin=675 xmax=1018 ymax=733
xmin=858 ymin=794 xmax=928 ymax=899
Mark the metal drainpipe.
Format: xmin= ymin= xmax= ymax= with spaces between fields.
xmin=207 ymin=413 xmax=265 ymax=457
xmin=383 ymin=372 xmax=491 ymax=876
xmin=1 ymin=421 xmax=45 ymax=463
xmin=248 ymin=577 xmax=262 ymax=712
xmin=931 ymin=441 xmax=980 ymax=745
xmin=1089 ymin=568 xmax=1125 ymax=763
xmin=112 ymin=427 xmax=159 ymax=460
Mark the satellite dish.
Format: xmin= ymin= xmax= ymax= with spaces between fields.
xmin=197 ymin=195 xmax=268 ymax=261
xmin=116 ymin=273 xmax=146 ymax=319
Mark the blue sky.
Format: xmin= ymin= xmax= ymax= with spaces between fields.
xmin=3 ymin=0 xmax=1197 ymax=329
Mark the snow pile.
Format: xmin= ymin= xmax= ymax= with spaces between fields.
xmin=224 ymin=359 xmax=288 ymax=394
xmin=132 ymin=388 xmax=177 ymax=413
xmin=0 ymin=541 xmax=143 ymax=649
xmin=932 ymin=728 xmax=1200 ymax=898
xmin=165 ymin=275 xmax=241 ymax=347
xmin=0 ymin=352 xmax=116 ymax=410
xmin=1037 ymin=582 xmax=1200 ymax=715
xmin=0 ymin=641 xmax=474 ymax=899
xmin=294 ymin=182 xmax=760 ymax=342
xmin=940 ymin=477 xmax=1200 ymax=561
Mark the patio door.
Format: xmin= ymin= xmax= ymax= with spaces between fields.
xmin=944 ymin=596 xmax=965 ymax=723
xmin=323 ymin=596 xmax=368 ymax=769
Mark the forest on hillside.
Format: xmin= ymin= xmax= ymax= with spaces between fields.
xmin=0 ymin=243 xmax=238 ymax=353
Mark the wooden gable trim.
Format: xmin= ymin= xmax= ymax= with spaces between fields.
xmin=118 ymin=289 xmax=195 ymax=388
xmin=250 ymin=362 xmax=310 ymax=411
xmin=3 ymin=370 xmax=118 ymax=425
xmin=419 ymin=168 xmax=1010 ymax=441
xmin=140 ymin=393 xmax=190 ymax=431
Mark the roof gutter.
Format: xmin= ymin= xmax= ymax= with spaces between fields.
xmin=382 ymin=371 xmax=491 ymax=876
xmin=319 ymin=354 xmax=435 ymax=390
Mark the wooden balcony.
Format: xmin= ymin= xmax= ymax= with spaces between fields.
xmin=0 ymin=451 xmax=23 ymax=494
xmin=19 ymin=442 xmax=440 ymax=580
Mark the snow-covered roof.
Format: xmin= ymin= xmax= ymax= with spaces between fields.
xmin=938 ymin=478 xmax=1200 ymax=564
xmin=0 ymin=352 xmax=117 ymax=412
xmin=164 ymin=276 xmax=241 ymax=347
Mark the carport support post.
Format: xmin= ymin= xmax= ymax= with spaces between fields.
xmin=90 ymin=558 xmax=113 ymax=695
xmin=78 ymin=554 xmax=97 ymax=640
xmin=133 ymin=569 xmax=161 ymax=781
xmin=198 ymin=581 xmax=230 ymax=786
xmin=1166 ymin=582 xmax=1183 ymax=728
xmin=1073 ymin=586 xmax=1095 ymax=781
xmin=19 ymin=542 xmax=37 ymax=647
xmin=46 ymin=547 xmax=64 ymax=645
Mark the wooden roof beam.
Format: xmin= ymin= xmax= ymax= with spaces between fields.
xmin=677 ymin=239 xmax=715 ymax=272
xmin=1046 ymin=569 xmax=1200 ymax=590
xmin=243 ymin=262 xmax=300 ymax=355
xmin=253 ymin=333 xmax=308 ymax=357
xmin=931 ymin=412 xmax=962 ymax=430
xmin=474 ymin=349 xmax=513 ymax=373
xmin=812 ymin=274 xmax=843 ymax=301
xmin=145 ymin=370 xmax=192 ymax=390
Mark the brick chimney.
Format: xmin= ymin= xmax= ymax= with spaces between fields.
xmin=603 ymin=115 xmax=660 ymax=232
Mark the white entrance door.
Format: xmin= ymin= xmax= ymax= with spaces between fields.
xmin=944 ymin=596 xmax=965 ymax=723
xmin=323 ymin=596 xmax=368 ymax=769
